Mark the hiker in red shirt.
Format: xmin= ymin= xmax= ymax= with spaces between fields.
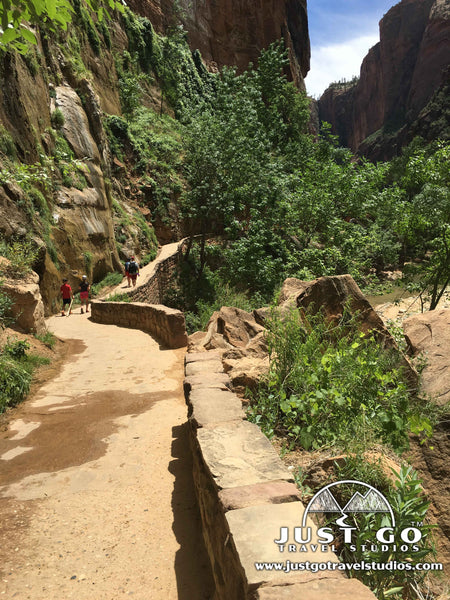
xmin=60 ymin=278 xmax=73 ymax=316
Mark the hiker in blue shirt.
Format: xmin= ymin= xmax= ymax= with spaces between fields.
xmin=128 ymin=257 xmax=140 ymax=287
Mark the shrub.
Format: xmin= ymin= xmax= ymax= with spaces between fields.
xmin=51 ymin=108 xmax=65 ymax=129
xmin=0 ymin=125 xmax=17 ymax=158
xmin=83 ymin=251 xmax=93 ymax=276
xmin=0 ymin=339 xmax=50 ymax=412
xmin=0 ymin=238 xmax=40 ymax=278
xmin=105 ymin=292 xmax=132 ymax=302
xmin=119 ymin=73 xmax=144 ymax=117
xmin=4 ymin=338 xmax=30 ymax=358
xmin=141 ymin=250 xmax=157 ymax=266
xmin=247 ymin=307 xmax=434 ymax=453
xmin=331 ymin=460 xmax=436 ymax=600
xmin=34 ymin=330 xmax=56 ymax=348
xmin=0 ymin=355 xmax=32 ymax=411
xmin=90 ymin=272 xmax=123 ymax=296
xmin=29 ymin=187 xmax=50 ymax=218
xmin=0 ymin=285 xmax=13 ymax=328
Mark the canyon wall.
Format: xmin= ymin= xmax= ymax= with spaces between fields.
xmin=127 ymin=0 xmax=310 ymax=87
xmin=318 ymin=0 xmax=449 ymax=160
xmin=0 ymin=44 xmax=124 ymax=312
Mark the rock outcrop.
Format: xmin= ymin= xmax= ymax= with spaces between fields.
xmin=318 ymin=0 xmax=450 ymax=159
xmin=188 ymin=275 xmax=418 ymax=392
xmin=51 ymin=85 xmax=121 ymax=283
xmin=404 ymin=309 xmax=450 ymax=406
xmin=282 ymin=274 xmax=402 ymax=343
xmin=127 ymin=0 xmax=311 ymax=87
xmin=1 ymin=262 xmax=46 ymax=335
xmin=189 ymin=306 xmax=270 ymax=392
xmin=403 ymin=309 xmax=450 ymax=571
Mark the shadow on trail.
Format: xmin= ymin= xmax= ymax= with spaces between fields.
xmin=170 ymin=423 xmax=215 ymax=600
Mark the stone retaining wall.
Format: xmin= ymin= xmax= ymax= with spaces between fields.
xmin=184 ymin=350 xmax=377 ymax=600
xmin=127 ymin=239 xmax=189 ymax=304
xmin=91 ymin=300 xmax=187 ymax=349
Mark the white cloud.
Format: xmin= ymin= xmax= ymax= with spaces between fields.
xmin=305 ymin=34 xmax=379 ymax=99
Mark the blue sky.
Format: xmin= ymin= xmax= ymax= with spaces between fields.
xmin=305 ymin=0 xmax=397 ymax=97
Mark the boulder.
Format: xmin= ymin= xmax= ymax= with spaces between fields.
xmin=194 ymin=307 xmax=271 ymax=390
xmin=403 ymin=308 xmax=450 ymax=406
xmin=222 ymin=355 xmax=270 ymax=392
xmin=278 ymin=277 xmax=311 ymax=308
xmin=280 ymin=275 xmax=419 ymax=388
xmin=1 ymin=268 xmax=46 ymax=335
xmin=187 ymin=330 xmax=208 ymax=352
xmin=199 ymin=307 xmax=266 ymax=352
xmin=404 ymin=309 xmax=450 ymax=570
xmin=215 ymin=306 xmax=265 ymax=348
xmin=290 ymin=274 xmax=389 ymax=338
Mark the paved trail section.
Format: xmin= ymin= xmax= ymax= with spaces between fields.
xmin=109 ymin=242 xmax=182 ymax=297
xmin=0 ymin=315 xmax=214 ymax=599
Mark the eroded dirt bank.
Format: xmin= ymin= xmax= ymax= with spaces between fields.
xmin=0 ymin=314 xmax=214 ymax=599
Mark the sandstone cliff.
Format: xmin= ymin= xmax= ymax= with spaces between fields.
xmin=127 ymin=0 xmax=310 ymax=87
xmin=0 ymin=9 xmax=179 ymax=312
xmin=0 ymin=38 xmax=124 ymax=312
xmin=318 ymin=0 xmax=450 ymax=160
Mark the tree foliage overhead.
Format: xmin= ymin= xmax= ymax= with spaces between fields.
xmin=0 ymin=0 xmax=124 ymax=52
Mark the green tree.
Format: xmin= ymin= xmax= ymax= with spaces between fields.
xmin=182 ymin=43 xmax=310 ymax=289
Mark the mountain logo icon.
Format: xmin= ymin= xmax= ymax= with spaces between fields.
xmin=302 ymin=480 xmax=395 ymax=528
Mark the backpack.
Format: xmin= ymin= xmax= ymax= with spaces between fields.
xmin=125 ymin=261 xmax=130 ymax=271
xmin=128 ymin=261 xmax=138 ymax=275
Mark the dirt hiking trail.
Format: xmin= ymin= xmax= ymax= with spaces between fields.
xmin=0 ymin=314 xmax=214 ymax=599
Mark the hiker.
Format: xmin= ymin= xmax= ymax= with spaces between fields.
xmin=60 ymin=278 xmax=73 ymax=316
xmin=79 ymin=275 xmax=90 ymax=314
xmin=128 ymin=256 xmax=140 ymax=287
xmin=124 ymin=258 xmax=131 ymax=287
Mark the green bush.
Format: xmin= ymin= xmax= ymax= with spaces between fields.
xmin=0 ymin=339 xmax=50 ymax=412
xmin=247 ymin=307 xmax=434 ymax=453
xmin=105 ymin=292 xmax=132 ymax=302
xmin=34 ymin=330 xmax=56 ymax=348
xmin=0 ymin=355 xmax=32 ymax=411
xmin=44 ymin=235 xmax=59 ymax=266
xmin=164 ymin=247 xmax=265 ymax=334
xmin=51 ymin=108 xmax=65 ymax=129
xmin=141 ymin=250 xmax=157 ymax=266
xmin=0 ymin=238 xmax=40 ymax=278
xmin=90 ymin=272 xmax=123 ymax=296
xmin=0 ymin=125 xmax=17 ymax=158
xmin=121 ymin=9 xmax=154 ymax=72
xmin=29 ymin=187 xmax=50 ymax=218
xmin=83 ymin=251 xmax=93 ymax=276
xmin=4 ymin=338 xmax=30 ymax=358
xmin=0 ymin=286 xmax=13 ymax=328
xmin=331 ymin=459 xmax=436 ymax=600
xmin=119 ymin=72 xmax=144 ymax=117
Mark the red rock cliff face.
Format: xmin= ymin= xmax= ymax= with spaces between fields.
xmin=318 ymin=0 xmax=449 ymax=160
xmin=127 ymin=0 xmax=310 ymax=86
